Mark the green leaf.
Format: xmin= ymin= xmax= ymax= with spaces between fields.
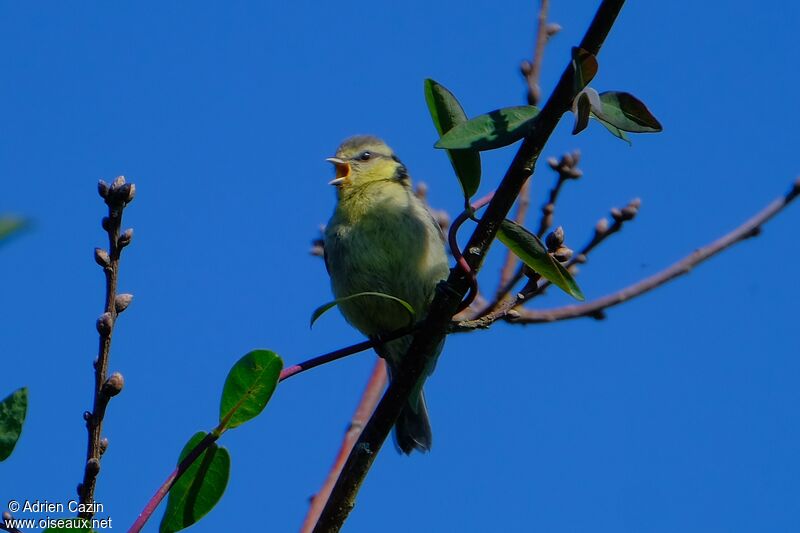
xmin=571 ymin=47 xmax=598 ymax=94
xmin=42 ymin=518 xmax=94 ymax=532
xmin=497 ymin=220 xmax=584 ymax=301
xmin=434 ymin=106 xmax=539 ymax=151
xmin=424 ymin=79 xmax=482 ymax=200
xmin=219 ymin=350 xmax=282 ymax=431
xmin=0 ymin=217 xmax=28 ymax=243
xmin=596 ymin=91 xmax=662 ymax=133
xmin=310 ymin=292 xmax=415 ymax=328
xmin=572 ymin=92 xmax=592 ymax=135
xmin=592 ymin=114 xmax=631 ymax=144
xmin=0 ymin=387 xmax=27 ymax=461
xmin=160 ymin=432 xmax=230 ymax=533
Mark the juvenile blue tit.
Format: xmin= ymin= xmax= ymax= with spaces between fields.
xmin=323 ymin=135 xmax=450 ymax=454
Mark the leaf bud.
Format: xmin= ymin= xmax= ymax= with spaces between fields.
xmin=118 ymin=228 xmax=133 ymax=248
xmin=546 ymin=226 xmax=565 ymax=251
xmin=610 ymin=207 xmax=624 ymax=222
xmin=553 ymin=246 xmax=573 ymax=262
xmin=101 ymin=216 xmax=112 ymax=232
xmin=99 ymin=437 xmax=109 ymax=455
xmin=115 ymin=293 xmax=133 ymax=313
xmin=98 ymin=180 xmax=110 ymax=199
xmin=547 ymin=157 xmax=560 ymax=170
xmin=620 ymin=205 xmax=638 ymax=220
xmin=94 ymin=248 xmax=111 ymax=268
xmin=96 ymin=312 xmax=113 ymax=335
xmin=125 ymin=183 xmax=136 ymax=203
xmin=546 ymin=23 xmax=562 ymax=36
xmin=86 ymin=457 xmax=101 ymax=476
xmin=595 ymin=217 xmax=609 ymax=235
xmin=102 ymin=372 xmax=124 ymax=397
xmin=111 ymin=175 xmax=126 ymax=190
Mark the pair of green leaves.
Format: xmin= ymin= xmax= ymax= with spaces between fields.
xmin=0 ymin=387 xmax=27 ymax=462
xmin=424 ymin=79 xmax=539 ymax=203
xmin=159 ymin=350 xmax=283 ymax=533
xmin=570 ymin=47 xmax=662 ymax=142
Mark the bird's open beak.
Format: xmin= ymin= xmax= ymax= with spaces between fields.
xmin=326 ymin=157 xmax=351 ymax=186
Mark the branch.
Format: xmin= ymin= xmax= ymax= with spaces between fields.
xmin=300 ymin=360 xmax=387 ymax=533
xmin=312 ymin=2 xmax=627 ymax=531
xmin=78 ymin=177 xmax=135 ymax=518
xmin=497 ymin=0 xmax=556 ymax=294
xmin=2 ymin=512 xmax=23 ymax=533
xmin=456 ymin=177 xmax=800 ymax=328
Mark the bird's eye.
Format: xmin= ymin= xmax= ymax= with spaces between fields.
xmin=358 ymin=151 xmax=372 ymax=161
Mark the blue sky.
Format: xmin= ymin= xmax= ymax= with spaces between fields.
xmin=1 ymin=1 xmax=799 ymax=532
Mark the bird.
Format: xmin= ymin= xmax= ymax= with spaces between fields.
xmin=323 ymin=135 xmax=450 ymax=454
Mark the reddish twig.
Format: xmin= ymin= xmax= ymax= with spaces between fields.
xmin=300 ymin=360 xmax=388 ymax=533
xmin=127 ymin=327 xmax=411 ymax=533
xmin=449 ymin=191 xmax=495 ymax=312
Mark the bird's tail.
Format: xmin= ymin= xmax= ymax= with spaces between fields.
xmin=379 ymin=335 xmax=442 ymax=454
xmin=394 ymin=387 xmax=432 ymax=454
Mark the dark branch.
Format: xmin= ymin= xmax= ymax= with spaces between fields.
xmin=312 ymin=2 xmax=627 ymax=531
xmin=78 ymin=176 xmax=135 ymax=518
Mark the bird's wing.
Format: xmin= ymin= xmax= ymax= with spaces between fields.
xmin=323 ymin=245 xmax=331 ymax=275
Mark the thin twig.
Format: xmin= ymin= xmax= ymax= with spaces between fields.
xmin=2 ymin=512 xmax=23 ymax=533
xmin=312 ymin=3 xmax=627 ymax=531
xmin=300 ymin=360 xmax=387 ymax=533
xmin=78 ymin=177 xmax=135 ymax=518
xmin=523 ymin=0 xmax=553 ymax=107
xmin=522 ymin=196 xmax=640 ymax=302
xmin=497 ymin=0 xmax=553 ymax=294
xmin=454 ymin=177 xmax=800 ymax=329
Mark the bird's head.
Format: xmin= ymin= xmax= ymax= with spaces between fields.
xmin=326 ymin=135 xmax=409 ymax=190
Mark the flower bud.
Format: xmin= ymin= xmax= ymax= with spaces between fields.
xmin=595 ymin=217 xmax=609 ymax=235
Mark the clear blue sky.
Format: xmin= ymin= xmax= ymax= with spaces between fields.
xmin=2 ymin=1 xmax=799 ymax=532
